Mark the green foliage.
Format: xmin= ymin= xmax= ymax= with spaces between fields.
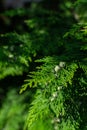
xmin=74 ymin=0 xmax=87 ymax=23
xmin=0 ymin=7 xmax=71 ymax=79
xmin=0 ymin=33 xmax=30 ymax=79
xmin=0 ymin=89 xmax=28 ymax=130
xmin=0 ymin=1 xmax=87 ymax=130
xmin=21 ymin=23 xmax=87 ymax=130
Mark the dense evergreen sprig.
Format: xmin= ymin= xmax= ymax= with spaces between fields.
xmin=21 ymin=23 xmax=87 ymax=130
